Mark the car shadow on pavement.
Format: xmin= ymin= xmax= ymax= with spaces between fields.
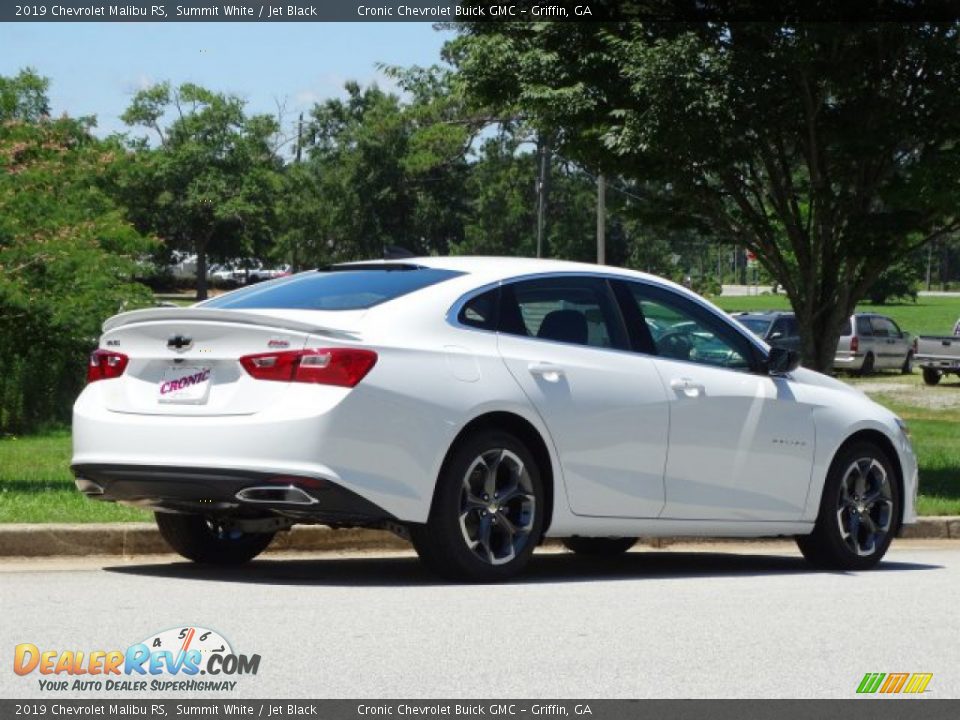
xmin=103 ymin=549 xmax=942 ymax=587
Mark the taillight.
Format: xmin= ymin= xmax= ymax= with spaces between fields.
xmin=239 ymin=348 xmax=377 ymax=387
xmin=87 ymin=350 xmax=129 ymax=383
xmin=850 ymin=336 xmax=859 ymax=353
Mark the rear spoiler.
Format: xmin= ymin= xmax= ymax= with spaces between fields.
xmin=102 ymin=307 xmax=361 ymax=341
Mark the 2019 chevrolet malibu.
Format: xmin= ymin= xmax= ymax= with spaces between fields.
xmin=72 ymin=257 xmax=918 ymax=581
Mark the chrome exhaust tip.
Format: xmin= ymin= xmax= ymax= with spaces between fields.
xmin=74 ymin=477 xmax=104 ymax=496
xmin=235 ymin=485 xmax=318 ymax=506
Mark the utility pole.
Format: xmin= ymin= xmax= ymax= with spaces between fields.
xmin=535 ymin=136 xmax=551 ymax=258
xmin=295 ymin=112 xmax=303 ymax=164
xmin=596 ymin=173 xmax=606 ymax=265
xmin=292 ymin=112 xmax=304 ymax=272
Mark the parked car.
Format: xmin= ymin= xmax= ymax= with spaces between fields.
xmin=72 ymin=258 xmax=917 ymax=580
xmin=834 ymin=313 xmax=915 ymax=375
xmin=915 ymin=319 xmax=960 ymax=385
xmin=732 ymin=311 xmax=802 ymax=352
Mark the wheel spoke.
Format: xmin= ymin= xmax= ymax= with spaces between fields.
xmin=483 ymin=450 xmax=504 ymax=498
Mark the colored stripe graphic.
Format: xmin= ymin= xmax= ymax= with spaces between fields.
xmin=857 ymin=672 xmax=933 ymax=694
xmin=880 ymin=673 xmax=909 ymax=693
xmin=903 ymin=673 xmax=933 ymax=694
xmin=857 ymin=673 xmax=886 ymax=693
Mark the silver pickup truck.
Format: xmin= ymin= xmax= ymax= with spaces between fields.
xmin=916 ymin=318 xmax=960 ymax=385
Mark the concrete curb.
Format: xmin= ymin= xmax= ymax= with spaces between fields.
xmin=0 ymin=517 xmax=957 ymax=558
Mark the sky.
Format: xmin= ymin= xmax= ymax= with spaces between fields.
xmin=0 ymin=22 xmax=451 ymax=145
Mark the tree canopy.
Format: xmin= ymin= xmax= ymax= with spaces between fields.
xmin=450 ymin=20 xmax=960 ymax=369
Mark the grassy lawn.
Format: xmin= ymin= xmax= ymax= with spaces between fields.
xmin=0 ymin=431 xmax=149 ymax=523
xmin=714 ymin=294 xmax=960 ymax=336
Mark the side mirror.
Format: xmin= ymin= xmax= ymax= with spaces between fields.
xmin=768 ymin=331 xmax=784 ymax=341
xmin=767 ymin=346 xmax=801 ymax=375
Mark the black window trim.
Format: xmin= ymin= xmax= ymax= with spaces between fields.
xmin=447 ymin=271 xmax=770 ymax=369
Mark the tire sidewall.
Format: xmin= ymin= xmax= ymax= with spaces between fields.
xmin=815 ymin=442 xmax=901 ymax=570
xmin=430 ymin=430 xmax=545 ymax=581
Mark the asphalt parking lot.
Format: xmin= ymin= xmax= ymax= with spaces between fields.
xmin=1 ymin=539 xmax=956 ymax=699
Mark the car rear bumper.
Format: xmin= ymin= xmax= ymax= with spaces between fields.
xmin=71 ymin=463 xmax=394 ymax=524
xmin=833 ymin=352 xmax=863 ymax=368
xmin=72 ymin=380 xmax=447 ymax=524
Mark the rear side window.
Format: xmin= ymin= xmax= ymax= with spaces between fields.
xmin=458 ymin=288 xmax=499 ymax=330
xmin=500 ymin=277 xmax=627 ymax=350
xmin=855 ymin=316 xmax=873 ymax=337
xmin=203 ymin=267 xmax=462 ymax=311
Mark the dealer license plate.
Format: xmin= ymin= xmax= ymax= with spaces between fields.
xmin=158 ymin=366 xmax=212 ymax=404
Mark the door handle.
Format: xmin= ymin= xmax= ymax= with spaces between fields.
xmin=528 ymin=362 xmax=565 ymax=382
xmin=670 ymin=377 xmax=704 ymax=398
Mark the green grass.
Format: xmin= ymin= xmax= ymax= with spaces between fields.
xmin=714 ymin=294 xmax=960 ymax=335
xmin=2 ymin=373 xmax=958 ymax=522
xmin=0 ymin=430 xmax=149 ymax=523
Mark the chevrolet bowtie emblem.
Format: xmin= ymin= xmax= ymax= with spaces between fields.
xmin=167 ymin=334 xmax=193 ymax=352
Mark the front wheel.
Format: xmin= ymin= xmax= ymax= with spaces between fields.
xmin=901 ymin=351 xmax=914 ymax=375
xmin=922 ymin=367 xmax=942 ymax=386
xmin=562 ymin=537 xmax=637 ymax=556
xmin=155 ymin=512 xmax=275 ymax=565
xmin=796 ymin=441 xmax=900 ymax=571
xmin=411 ymin=430 xmax=544 ymax=582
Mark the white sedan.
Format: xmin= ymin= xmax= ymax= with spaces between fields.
xmin=73 ymin=257 xmax=918 ymax=581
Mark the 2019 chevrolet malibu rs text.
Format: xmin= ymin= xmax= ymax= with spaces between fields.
xmin=72 ymin=257 xmax=918 ymax=581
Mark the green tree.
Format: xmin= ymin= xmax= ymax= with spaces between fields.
xmin=119 ymin=82 xmax=283 ymax=299
xmin=0 ymin=74 xmax=153 ymax=433
xmin=295 ymin=79 xmax=471 ymax=264
xmin=451 ymin=17 xmax=960 ymax=370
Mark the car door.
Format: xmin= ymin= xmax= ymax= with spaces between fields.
xmin=495 ymin=275 xmax=670 ymax=518
xmin=617 ymin=281 xmax=815 ymax=521
xmin=878 ymin=316 xmax=908 ymax=368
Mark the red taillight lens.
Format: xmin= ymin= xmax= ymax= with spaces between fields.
xmin=239 ymin=348 xmax=377 ymax=388
xmin=850 ymin=336 xmax=859 ymax=354
xmin=87 ymin=350 xmax=129 ymax=383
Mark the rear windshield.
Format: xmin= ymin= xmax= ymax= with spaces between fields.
xmin=737 ymin=317 xmax=773 ymax=337
xmin=202 ymin=267 xmax=463 ymax=311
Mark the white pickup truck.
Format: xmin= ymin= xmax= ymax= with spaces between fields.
xmin=916 ymin=318 xmax=960 ymax=385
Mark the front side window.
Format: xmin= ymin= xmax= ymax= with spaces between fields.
xmin=621 ymin=282 xmax=755 ymax=370
xmin=499 ymin=276 xmax=627 ymax=350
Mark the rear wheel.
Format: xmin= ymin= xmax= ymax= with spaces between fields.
xmin=155 ymin=512 xmax=275 ymax=565
xmin=410 ymin=430 xmax=544 ymax=582
xmin=922 ymin=367 xmax=942 ymax=386
xmin=796 ymin=441 xmax=900 ymax=571
xmin=562 ymin=537 xmax=637 ymax=556
xmin=858 ymin=353 xmax=875 ymax=376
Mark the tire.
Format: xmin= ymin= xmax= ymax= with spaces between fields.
xmin=410 ymin=430 xmax=545 ymax=582
xmin=901 ymin=351 xmax=914 ymax=375
xmin=858 ymin=353 xmax=875 ymax=376
xmin=796 ymin=441 xmax=900 ymax=571
xmin=562 ymin=537 xmax=637 ymax=556
xmin=922 ymin=367 xmax=942 ymax=386
xmin=155 ymin=512 xmax=275 ymax=565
